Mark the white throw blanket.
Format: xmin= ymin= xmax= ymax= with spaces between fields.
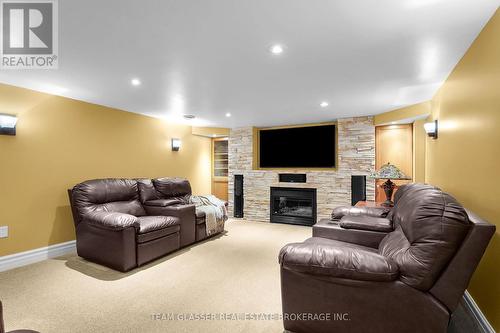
xmin=189 ymin=195 xmax=227 ymax=236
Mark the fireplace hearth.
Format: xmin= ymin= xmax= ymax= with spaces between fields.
xmin=270 ymin=187 xmax=317 ymax=226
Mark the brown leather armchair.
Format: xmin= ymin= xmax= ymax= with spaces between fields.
xmin=279 ymin=185 xmax=495 ymax=333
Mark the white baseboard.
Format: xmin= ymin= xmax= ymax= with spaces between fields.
xmin=0 ymin=240 xmax=76 ymax=272
xmin=463 ymin=290 xmax=496 ymax=333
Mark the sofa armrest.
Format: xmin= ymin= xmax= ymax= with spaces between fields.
xmin=340 ymin=215 xmax=393 ymax=232
xmin=83 ymin=211 xmax=138 ymax=230
xmin=279 ymin=240 xmax=399 ymax=282
xmin=144 ymin=204 xmax=196 ymax=217
xmin=313 ymin=219 xmax=388 ymax=249
xmin=144 ymin=199 xmax=182 ymax=207
xmin=144 ymin=204 xmax=196 ymax=247
xmin=331 ymin=206 xmax=391 ymax=221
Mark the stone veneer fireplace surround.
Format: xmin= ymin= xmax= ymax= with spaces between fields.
xmin=227 ymin=117 xmax=376 ymax=222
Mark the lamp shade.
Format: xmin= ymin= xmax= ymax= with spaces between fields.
xmin=370 ymin=162 xmax=410 ymax=180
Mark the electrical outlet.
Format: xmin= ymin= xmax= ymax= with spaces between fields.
xmin=0 ymin=226 xmax=8 ymax=238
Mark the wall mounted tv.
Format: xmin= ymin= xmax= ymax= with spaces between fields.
xmin=258 ymin=124 xmax=336 ymax=168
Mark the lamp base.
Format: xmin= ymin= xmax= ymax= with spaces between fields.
xmin=381 ymin=179 xmax=396 ymax=207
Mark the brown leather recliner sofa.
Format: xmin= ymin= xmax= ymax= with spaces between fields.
xmin=279 ymin=183 xmax=495 ymax=333
xmin=68 ymin=177 xmax=225 ymax=272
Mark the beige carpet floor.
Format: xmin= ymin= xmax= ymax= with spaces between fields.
xmin=0 ymin=219 xmax=311 ymax=333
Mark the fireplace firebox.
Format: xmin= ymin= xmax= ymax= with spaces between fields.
xmin=270 ymin=187 xmax=317 ymax=226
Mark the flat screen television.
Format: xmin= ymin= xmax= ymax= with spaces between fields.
xmin=259 ymin=124 xmax=336 ymax=168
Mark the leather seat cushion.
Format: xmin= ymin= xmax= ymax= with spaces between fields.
xmin=304 ymin=236 xmax=377 ymax=252
xmin=279 ymin=237 xmax=399 ymax=282
xmin=340 ymin=215 xmax=393 ymax=232
xmin=83 ymin=211 xmax=138 ymax=230
xmin=135 ymin=216 xmax=180 ymax=234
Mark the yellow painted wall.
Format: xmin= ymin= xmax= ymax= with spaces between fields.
xmin=426 ymin=10 xmax=500 ymax=329
xmin=0 ymin=83 xmax=212 ymax=257
xmin=373 ymin=9 xmax=500 ymax=329
xmin=373 ymin=101 xmax=430 ymax=125
xmin=412 ymin=119 xmax=426 ymax=183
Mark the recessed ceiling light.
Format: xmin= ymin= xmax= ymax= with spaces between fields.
xmin=183 ymin=114 xmax=195 ymax=119
xmin=320 ymin=101 xmax=329 ymax=108
xmin=131 ymin=78 xmax=141 ymax=86
xmin=225 ymin=112 xmax=231 ymax=117
xmin=270 ymin=44 xmax=284 ymax=55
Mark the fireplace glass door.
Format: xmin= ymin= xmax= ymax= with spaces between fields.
xmin=273 ymin=196 xmax=313 ymax=218
xmin=270 ymin=187 xmax=317 ymax=226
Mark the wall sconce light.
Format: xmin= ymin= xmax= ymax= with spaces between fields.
xmin=171 ymin=138 xmax=181 ymax=151
xmin=424 ymin=120 xmax=438 ymax=139
xmin=0 ymin=113 xmax=17 ymax=135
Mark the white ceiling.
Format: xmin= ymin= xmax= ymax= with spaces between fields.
xmin=0 ymin=0 xmax=498 ymax=127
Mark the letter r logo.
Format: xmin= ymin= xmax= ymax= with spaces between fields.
xmin=2 ymin=2 xmax=53 ymax=54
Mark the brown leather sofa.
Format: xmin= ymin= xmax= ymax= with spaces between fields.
xmin=279 ymin=184 xmax=495 ymax=333
xmin=68 ymin=177 xmax=224 ymax=272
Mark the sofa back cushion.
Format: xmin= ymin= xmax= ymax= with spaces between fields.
xmin=394 ymin=183 xmax=428 ymax=205
xmin=72 ymin=179 xmax=145 ymax=225
xmin=137 ymin=178 xmax=160 ymax=203
xmin=379 ymin=187 xmax=470 ymax=290
xmin=152 ymin=177 xmax=192 ymax=199
xmin=387 ymin=183 xmax=437 ymax=224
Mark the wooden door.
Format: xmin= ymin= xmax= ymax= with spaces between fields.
xmin=375 ymin=124 xmax=413 ymax=202
xmin=212 ymin=138 xmax=228 ymax=201
xmin=213 ymin=180 xmax=228 ymax=201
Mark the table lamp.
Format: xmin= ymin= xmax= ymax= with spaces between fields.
xmin=370 ymin=162 xmax=411 ymax=207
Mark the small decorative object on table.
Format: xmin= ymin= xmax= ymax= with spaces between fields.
xmin=370 ymin=162 xmax=411 ymax=207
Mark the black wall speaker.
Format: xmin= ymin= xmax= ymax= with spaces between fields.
xmin=234 ymin=175 xmax=244 ymax=218
xmin=351 ymin=175 xmax=366 ymax=206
